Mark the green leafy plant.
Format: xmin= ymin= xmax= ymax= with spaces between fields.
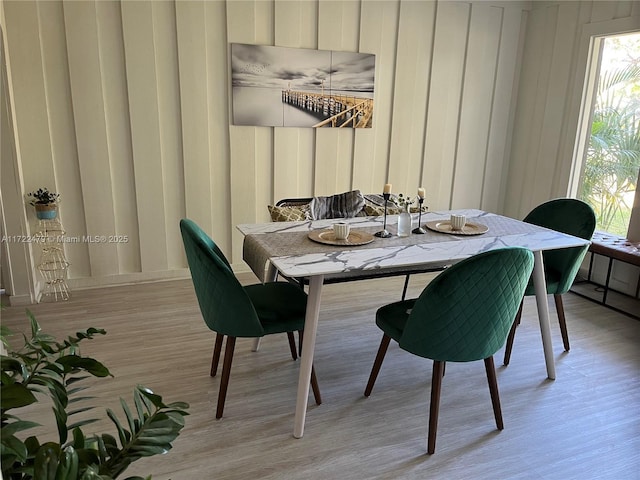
xmin=1 ymin=310 xmax=189 ymax=479
xmin=27 ymin=188 xmax=60 ymax=206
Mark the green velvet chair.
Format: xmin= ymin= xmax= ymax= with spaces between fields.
xmin=180 ymin=218 xmax=321 ymax=419
xmin=503 ymin=198 xmax=596 ymax=365
xmin=364 ymin=247 xmax=534 ymax=454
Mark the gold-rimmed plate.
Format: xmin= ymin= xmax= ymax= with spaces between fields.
xmin=308 ymin=229 xmax=375 ymax=246
xmin=425 ymin=220 xmax=489 ymax=236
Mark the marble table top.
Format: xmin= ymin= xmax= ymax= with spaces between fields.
xmin=238 ymin=209 xmax=590 ymax=280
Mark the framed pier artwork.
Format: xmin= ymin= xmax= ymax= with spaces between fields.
xmin=231 ymin=43 xmax=375 ymax=128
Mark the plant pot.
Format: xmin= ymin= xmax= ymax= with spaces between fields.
xmin=34 ymin=203 xmax=58 ymax=220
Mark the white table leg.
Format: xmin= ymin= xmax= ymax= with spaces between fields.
xmin=265 ymin=262 xmax=278 ymax=282
xmin=532 ymin=250 xmax=556 ymax=380
xmin=253 ymin=263 xmax=281 ymax=352
xmin=293 ymin=274 xmax=324 ymax=438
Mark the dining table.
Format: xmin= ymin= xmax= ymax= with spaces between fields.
xmin=237 ymin=209 xmax=591 ymax=438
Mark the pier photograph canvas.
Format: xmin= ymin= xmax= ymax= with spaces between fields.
xmin=231 ymin=43 xmax=375 ymax=128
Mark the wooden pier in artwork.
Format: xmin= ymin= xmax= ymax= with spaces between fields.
xmin=281 ymin=90 xmax=373 ymax=128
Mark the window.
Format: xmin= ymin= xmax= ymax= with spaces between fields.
xmin=577 ymin=33 xmax=640 ymax=237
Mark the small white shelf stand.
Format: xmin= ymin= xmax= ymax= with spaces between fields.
xmin=35 ymin=218 xmax=70 ymax=301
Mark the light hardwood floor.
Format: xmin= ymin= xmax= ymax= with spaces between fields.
xmin=2 ymin=273 xmax=639 ymax=480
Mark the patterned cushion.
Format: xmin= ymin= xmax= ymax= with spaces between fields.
xmin=410 ymin=206 xmax=428 ymax=213
xmin=268 ymin=204 xmax=311 ymax=222
xmin=363 ymin=200 xmax=427 ymax=216
xmin=364 ymin=203 xmax=403 ymax=216
xmin=364 ymin=193 xmax=396 ymax=208
xmin=309 ymin=190 xmax=365 ymax=220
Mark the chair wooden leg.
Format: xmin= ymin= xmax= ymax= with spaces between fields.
xmin=484 ymin=356 xmax=504 ymax=430
xmin=364 ymin=334 xmax=392 ymax=397
xmin=210 ymin=333 xmax=224 ymax=377
xmin=503 ymin=300 xmax=524 ymax=366
xmin=216 ymin=336 xmax=236 ymax=419
xmin=298 ymin=330 xmax=322 ymax=404
xmin=311 ymin=366 xmax=322 ymax=405
xmin=427 ymin=360 xmax=445 ymax=454
xmin=287 ymin=332 xmax=298 ymax=360
xmin=554 ymin=294 xmax=570 ymax=351
xmin=401 ymin=274 xmax=411 ymax=301
xmin=297 ymin=330 xmax=303 ymax=356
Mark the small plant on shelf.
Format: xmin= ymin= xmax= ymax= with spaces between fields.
xmin=27 ymin=188 xmax=60 ymax=206
xmin=1 ymin=310 xmax=189 ymax=480
xmin=26 ymin=188 xmax=60 ymax=220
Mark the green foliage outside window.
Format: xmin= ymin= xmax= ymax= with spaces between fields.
xmin=579 ymin=37 xmax=640 ymax=237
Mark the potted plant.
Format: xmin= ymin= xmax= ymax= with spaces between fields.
xmin=27 ymin=188 xmax=60 ymax=220
xmin=1 ymin=310 xmax=189 ymax=479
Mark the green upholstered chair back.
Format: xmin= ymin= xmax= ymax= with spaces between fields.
xmin=524 ymin=198 xmax=596 ymax=294
xmin=180 ymin=219 xmax=264 ymax=338
xmin=399 ymin=247 xmax=534 ymax=362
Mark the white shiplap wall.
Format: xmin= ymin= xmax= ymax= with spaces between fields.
xmin=504 ymin=0 xmax=640 ymax=219
xmin=2 ymin=0 xmax=638 ymax=300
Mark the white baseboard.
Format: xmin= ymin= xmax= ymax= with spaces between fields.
xmin=1 ymin=293 xmax=34 ymax=306
xmin=66 ymin=262 xmax=254 ymax=291
xmin=3 ymin=262 xmax=258 ymax=305
xmin=66 ymin=269 xmax=191 ymax=290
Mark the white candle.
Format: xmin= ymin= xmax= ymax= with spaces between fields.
xmin=383 ymin=183 xmax=392 ymax=194
xmin=418 ymin=187 xmax=425 ymax=198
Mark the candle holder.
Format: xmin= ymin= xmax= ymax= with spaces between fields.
xmin=412 ymin=198 xmax=427 ymax=234
xmin=374 ymin=192 xmax=393 ymax=238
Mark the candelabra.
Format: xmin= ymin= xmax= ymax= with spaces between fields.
xmin=412 ymin=197 xmax=427 ymax=234
xmin=374 ymin=192 xmax=393 ymax=238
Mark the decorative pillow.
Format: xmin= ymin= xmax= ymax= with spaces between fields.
xmin=309 ymin=190 xmax=365 ymax=220
xmin=363 ymin=194 xmax=428 ymax=216
xmin=267 ymin=204 xmax=311 ymax=222
xmin=364 ymin=204 xmax=402 ymax=216
xmin=411 ymin=206 xmax=428 ymax=213
xmin=364 ymin=193 xmax=396 ymax=207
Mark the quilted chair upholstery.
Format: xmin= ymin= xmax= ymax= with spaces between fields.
xmin=180 ymin=219 xmax=321 ymax=418
xmin=364 ymin=247 xmax=534 ymax=454
xmin=503 ymin=198 xmax=596 ymax=365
